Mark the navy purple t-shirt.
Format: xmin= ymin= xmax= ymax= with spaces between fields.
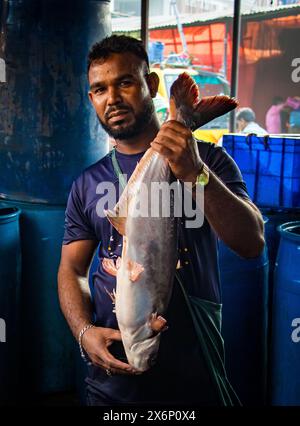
xmin=63 ymin=142 xmax=249 ymax=405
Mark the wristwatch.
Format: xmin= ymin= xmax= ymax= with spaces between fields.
xmin=192 ymin=163 xmax=210 ymax=188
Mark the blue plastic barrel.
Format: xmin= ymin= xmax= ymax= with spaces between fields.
xmin=271 ymin=221 xmax=300 ymax=405
xmin=0 ymin=0 xmax=111 ymax=402
xmin=0 ymin=0 xmax=109 ymax=204
xmin=260 ymin=208 xmax=300 ymax=403
xmin=0 ymin=207 xmax=21 ymax=404
xmin=0 ymin=200 xmax=76 ymax=399
xmin=262 ymin=209 xmax=300 ymax=271
xmin=219 ymin=228 xmax=269 ymax=406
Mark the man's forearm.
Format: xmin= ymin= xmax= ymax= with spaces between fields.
xmin=58 ymin=267 xmax=94 ymax=340
xmin=193 ymin=169 xmax=265 ymax=258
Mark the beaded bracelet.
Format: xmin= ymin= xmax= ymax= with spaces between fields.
xmin=78 ymin=323 xmax=94 ymax=365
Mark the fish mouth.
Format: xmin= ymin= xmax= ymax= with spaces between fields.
xmin=126 ymin=334 xmax=161 ymax=372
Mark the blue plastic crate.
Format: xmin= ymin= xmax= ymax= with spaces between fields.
xmin=148 ymin=41 xmax=164 ymax=63
xmin=223 ymin=134 xmax=300 ymax=208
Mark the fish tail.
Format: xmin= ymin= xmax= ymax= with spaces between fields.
xmin=170 ymin=71 xmax=239 ymax=130
xmin=192 ymin=95 xmax=238 ymax=129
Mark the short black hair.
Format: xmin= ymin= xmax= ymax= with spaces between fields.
xmin=236 ymin=107 xmax=256 ymax=123
xmin=87 ymin=35 xmax=149 ymax=72
xmin=272 ymin=96 xmax=284 ymax=105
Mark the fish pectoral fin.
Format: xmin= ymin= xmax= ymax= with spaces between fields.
xmin=127 ymin=259 xmax=144 ymax=282
xmin=149 ymin=313 xmax=168 ymax=334
xmin=104 ymin=209 xmax=127 ymax=236
xmin=102 ymin=257 xmax=118 ymax=276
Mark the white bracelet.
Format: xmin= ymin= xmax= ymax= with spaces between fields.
xmin=78 ymin=323 xmax=94 ymax=365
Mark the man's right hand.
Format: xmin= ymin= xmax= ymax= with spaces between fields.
xmin=81 ymin=326 xmax=138 ymax=375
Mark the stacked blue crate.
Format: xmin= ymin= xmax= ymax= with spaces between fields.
xmin=223 ymin=134 xmax=300 ymax=209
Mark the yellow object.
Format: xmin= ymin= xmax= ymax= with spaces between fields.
xmin=194 ymin=128 xmax=229 ymax=144
xmin=151 ymin=66 xmax=231 ymax=144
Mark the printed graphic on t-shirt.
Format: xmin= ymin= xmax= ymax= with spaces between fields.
xmin=104 ymin=287 xmax=116 ymax=313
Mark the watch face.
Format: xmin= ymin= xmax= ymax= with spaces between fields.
xmin=197 ymin=164 xmax=209 ymax=186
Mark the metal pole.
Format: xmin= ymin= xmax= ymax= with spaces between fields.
xmin=170 ymin=0 xmax=188 ymax=54
xmin=141 ymin=0 xmax=149 ymax=52
xmin=230 ymin=0 xmax=241 ymax=133
xmin=222 ymin=20 xmax=228 ymax=79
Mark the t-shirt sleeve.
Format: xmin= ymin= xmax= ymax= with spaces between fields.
xmin=63 ymin=179 xmax=97 ymax=245
xmin=202 ymin=143 xmax=250 ymax=200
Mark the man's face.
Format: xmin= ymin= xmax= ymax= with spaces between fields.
xmin=88 ymin=53 xmax=156 ymax=139
xmin=237 ymin=118 xmax=247 ymax=132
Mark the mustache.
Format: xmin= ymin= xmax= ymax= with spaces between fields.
xmin=105 ymin=105 xmax=132 ymax=120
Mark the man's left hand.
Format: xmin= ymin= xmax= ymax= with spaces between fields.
xmin=150 ymin=120 xmax=203 ymax=183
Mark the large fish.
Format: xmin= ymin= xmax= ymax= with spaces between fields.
xmin=104 ymin=72 xmax=238 ymax=372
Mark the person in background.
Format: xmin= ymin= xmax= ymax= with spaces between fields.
xmin=218 ymin=106 xmax=267 ymax=146
xmin=236 ymin=107 xmax=267 ymax=135
xmin=265 ymin=96 xmax=285 ymax=134
xmin=265 ymin=96 xmax=300 ymax=134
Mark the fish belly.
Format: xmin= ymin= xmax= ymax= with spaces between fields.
xmin=115 ymin=152 xmax=178 ymax=371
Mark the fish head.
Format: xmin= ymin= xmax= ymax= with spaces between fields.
xmin=125 ymin=332 xmax=161 ymax=372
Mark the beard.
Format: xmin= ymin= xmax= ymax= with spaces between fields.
xmin=98 ymin=99 xmax=155 ymax=140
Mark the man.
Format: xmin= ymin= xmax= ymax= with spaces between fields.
xmin=265 ymin=96 xmax=285 ymax=134
xmin=58 ymin=35 xmax=264 ymax=406
xmin=236 ymin=107 xmax=267 ymax=134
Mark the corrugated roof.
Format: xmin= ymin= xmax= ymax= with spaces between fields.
xmin=112 ymin=3 xmax=300 ymax=33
